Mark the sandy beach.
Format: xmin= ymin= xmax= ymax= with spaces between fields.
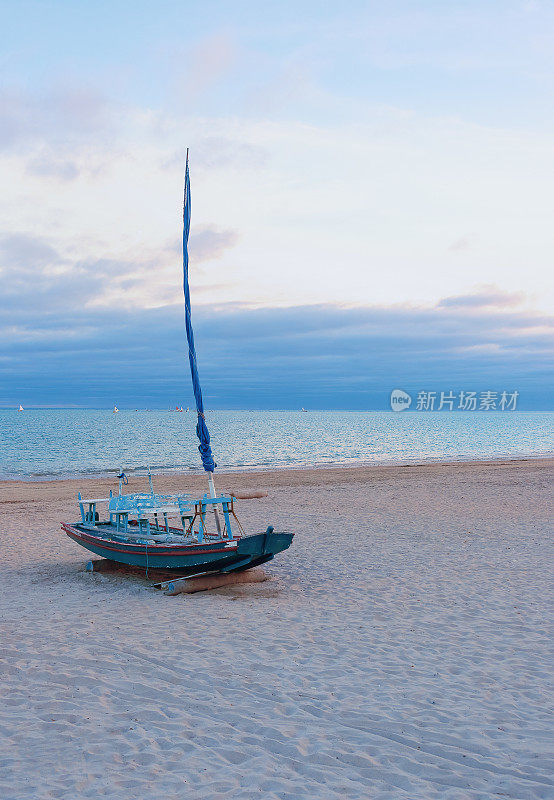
xmin=1 ymin=458 xmax=553 ymax=800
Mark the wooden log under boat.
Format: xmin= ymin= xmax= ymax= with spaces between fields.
xmin=163 ymin=567 xmax=269 ymax=595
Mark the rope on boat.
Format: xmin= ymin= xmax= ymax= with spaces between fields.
xmin=231 ymin=508 xmax=246 ymax=538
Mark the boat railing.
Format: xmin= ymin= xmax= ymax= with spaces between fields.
xmin=77 ymin=489 xmax=240 ymax=543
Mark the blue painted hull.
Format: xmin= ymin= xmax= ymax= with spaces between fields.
xmin=62 ymin=523 xmax=293 ymax=574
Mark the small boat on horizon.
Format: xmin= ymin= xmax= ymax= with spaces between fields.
xmin=18 ymin=404 xmax=24 ymax=412
xmin=113 ymin=405 xmax=119 ymax=413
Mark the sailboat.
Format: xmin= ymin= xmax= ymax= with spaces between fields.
xmin=113 ymin=406 xmax=119 ymax=413
xmin=61 ymin=152 xmax=293 ymax=577
xmin=18 ymin=404 xmax=24 ymax=412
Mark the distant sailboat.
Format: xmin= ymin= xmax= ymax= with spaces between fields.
xmin=18 ymin=404 xmax=24 ymax=412
xmin=113 ymin=406 xmax=119 ymax=413
xmin=301 ymin=407 xmax=307 ymax=412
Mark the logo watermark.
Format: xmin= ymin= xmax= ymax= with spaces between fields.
xmin=390 ymin=389 xmax=519 ymax=411
xmin=390 ymin=389 xmax=412 ymax=412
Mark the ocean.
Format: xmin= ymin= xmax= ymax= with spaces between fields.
xmin=0 ymin=409 xmax=552 ymax=480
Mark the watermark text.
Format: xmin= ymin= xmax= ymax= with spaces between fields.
xmin=390 ymin=389 xmax=519 ymax=412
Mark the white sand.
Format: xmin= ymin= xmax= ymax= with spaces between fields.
xmin=1 ymin=459 xmax=553 ymax=799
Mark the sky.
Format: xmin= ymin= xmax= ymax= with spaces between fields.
xmin=0 ymin=0 xmax=553 ymax=409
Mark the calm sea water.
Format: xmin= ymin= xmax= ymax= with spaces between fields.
xmin=0 ymin=410 xmax=552 ymax=480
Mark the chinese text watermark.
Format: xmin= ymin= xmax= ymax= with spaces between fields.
xmin=390 ymin=389 xmax=519 ymax=412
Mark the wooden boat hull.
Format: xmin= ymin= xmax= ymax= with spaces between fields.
xmin=61 ymin=523 xmax=293 ymax=574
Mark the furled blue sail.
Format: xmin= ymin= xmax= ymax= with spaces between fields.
xmin=182 ymin=151 xmax=216 ymax=473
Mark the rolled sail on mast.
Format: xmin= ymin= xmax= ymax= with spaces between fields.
xmin=182 ymin=150 xmax=216 ymax=474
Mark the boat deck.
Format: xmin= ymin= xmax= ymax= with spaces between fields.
xmin=74 ymin=521 xmax=231 ymax=546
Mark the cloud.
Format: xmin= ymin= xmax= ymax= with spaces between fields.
xmin=439 ymin=287 xmax=526 ymax=310
xmin=0 ymin=87 xmax=111 ymax=153
xmin=26 ymin=155 xmax=80 ymax=181
xmin=0 ymin=233 xmax=63 ymax=270
xmin=1 ymin=88 xmax=554 ymax=314
xmin=1 ymin=297 xmax=552 ymax=409
xmin=0 ymin=232 xmax=167 ymax=309
xmin=0 ymin=225 xmax=239 ymax=314
xmin=189 ymin=225 xmax=238 ymax=261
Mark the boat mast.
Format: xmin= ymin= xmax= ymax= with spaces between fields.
xmin=182 ymin=149 xmax=222 ymax=535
